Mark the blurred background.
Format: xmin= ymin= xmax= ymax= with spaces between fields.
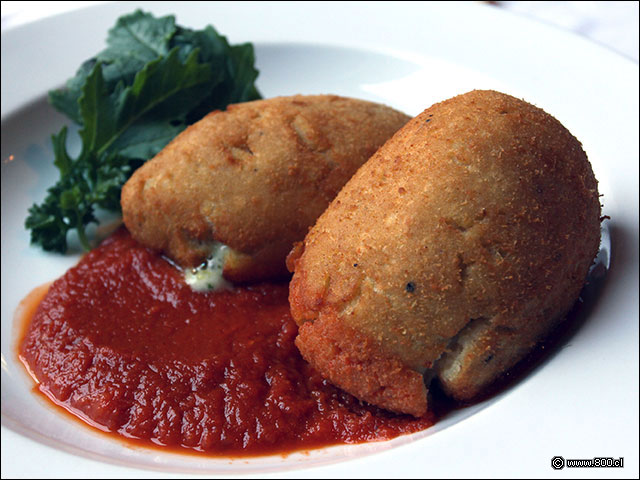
xmin=2 ymin=1 xmax=639 ymax=63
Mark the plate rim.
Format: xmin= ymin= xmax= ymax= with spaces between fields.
xmin=2 ymin=2 xmax=638 ymax=478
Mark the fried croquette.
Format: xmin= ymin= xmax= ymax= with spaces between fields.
xmin=287 ymin=90 xmax=601 ymax=416
xmin=121 ymin=95 xmax=410 ymax=282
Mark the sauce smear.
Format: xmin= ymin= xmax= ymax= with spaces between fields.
xmin=19 ymin=228 xmax=433 ymax=457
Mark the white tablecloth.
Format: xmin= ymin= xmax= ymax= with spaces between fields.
xmin=1 ymin=1 xmax=639 ymax=63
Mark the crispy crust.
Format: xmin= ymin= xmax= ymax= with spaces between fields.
xmin=289 ymin=90 xmax=601 ymax=414
xmin=295 ymin=310 xmax=428 ymax=417
xmin=121 ymin=95 xmax=409 ymax=282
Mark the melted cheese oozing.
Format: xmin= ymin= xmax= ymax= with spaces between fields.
xmin=184 ymin=243 xmax=232 ymax=292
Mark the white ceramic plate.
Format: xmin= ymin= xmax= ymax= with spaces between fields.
xmin=2 ymin=2 xmax=638 ymax=478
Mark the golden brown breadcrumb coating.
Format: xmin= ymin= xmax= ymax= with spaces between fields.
xmin=288 ymin=90 xmax=601 ymax=416
xmin=121 ymin=95 xmax=410 ymax=282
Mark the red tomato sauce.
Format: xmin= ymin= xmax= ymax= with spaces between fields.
xmin=19 ymin=228 xmax=434 ymax=457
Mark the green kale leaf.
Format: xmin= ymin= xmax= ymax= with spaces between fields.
xmin=28 ymin=10 xmax=261 ymax=252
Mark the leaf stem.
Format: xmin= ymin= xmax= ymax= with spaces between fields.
xmin=76 ymin=219 xmax=91 ymax=251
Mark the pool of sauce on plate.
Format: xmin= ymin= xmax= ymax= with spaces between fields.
xmin=15 ymin=226 xmax=608 ymax=457
xmin=16 ymin=227 xmax=435 ymax=457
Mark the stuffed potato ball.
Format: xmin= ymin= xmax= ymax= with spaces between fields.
xmin=287 ymin=90 xmax=601 ymax=416
xmin=121 ymin=94 xmax=410 ymax=283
